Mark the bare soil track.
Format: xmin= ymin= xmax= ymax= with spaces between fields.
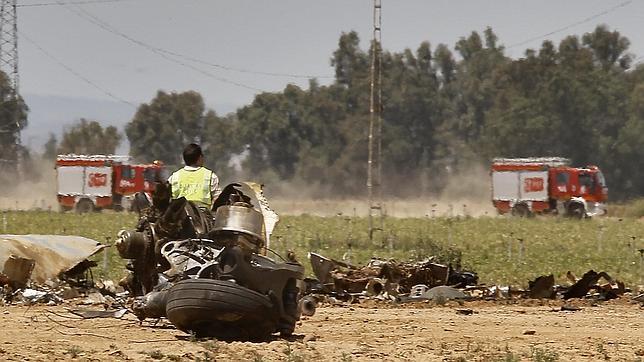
xmin=0 ymin=299 xmax=642 ymax=361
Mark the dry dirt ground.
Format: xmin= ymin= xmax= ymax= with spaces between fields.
xmin=0 ymin=299 xmax=642 ymax=361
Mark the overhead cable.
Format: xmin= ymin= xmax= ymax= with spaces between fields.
xmin=61 ymin=1 xmax=267 ymax=92
xmin=59 ymin=1 xmax=332 ymax=80
xmin=156 ymin=49 xmax=334 ymax=79
xmin=507 ymin=1 xmax=632 ymax=49
xmin=19 ymin=30 xmax=136 ymax=107
xmin=17 ymin=0 xmax=134 ymax=7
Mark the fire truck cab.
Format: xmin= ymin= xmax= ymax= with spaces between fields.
xmin=491 ymin=157 xmax=608 ymax=218
xmin=56 ymin=154 xmax=165 ymax=213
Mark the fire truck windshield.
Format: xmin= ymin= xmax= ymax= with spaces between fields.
xmin=578 ymin=173 xmax=595 ymax=193
xmin=596 ymin=170 xmax=606 ymax=187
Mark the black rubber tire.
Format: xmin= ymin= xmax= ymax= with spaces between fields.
xmin=75 ymin=199 xmax=94 ymax=214
xmin=567 ymin=204 xmax=585 ymax=219
xmin=165 ymin=279 xmax=276 ymax=340
xmin=511 ymin=203 xmax=531 ymax=218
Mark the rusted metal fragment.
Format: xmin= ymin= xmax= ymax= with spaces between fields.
xmin=396 ymin=261 xmax=450 ymax=291
xmin=0 ymin=235 xmax=106 ymax=283
xmin=308 ymin=253 xmax=475 ymax=296
xmin=563 ymin=270 xmax=616 ymax=299
xmin=331 ymin=263 xmax=379 ymax=293
xmin=597 ymin=279 xmax=626 ymax=300
xmin=309 ymin=252 xmax=353 ymax=286
xmin=2 ymin=255 xmax=35 ymax=289
xmin=528 ymin=274 xmax=556 ymax=299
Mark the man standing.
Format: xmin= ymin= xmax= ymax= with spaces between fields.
xmin=168 ymin=143 xmax=221 ymax=208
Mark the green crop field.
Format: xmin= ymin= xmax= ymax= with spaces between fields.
xmin=2 ymin=210 xmax=643 ymax=289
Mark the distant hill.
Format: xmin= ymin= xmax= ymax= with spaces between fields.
xmin=21 ymin=94 xmax=240 ymax=155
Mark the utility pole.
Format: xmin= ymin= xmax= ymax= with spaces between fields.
xmin=367 ymin=0 xmax=383 ymax=242
xmin=0 ymin=0 xmax=21 ymax=177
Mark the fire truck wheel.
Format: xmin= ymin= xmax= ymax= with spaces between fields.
xmin=511 ymin=203 xmax=531 ymax=217
xmin=567 ymin=204 xmax=585 ymax=219
xmin=76 ymin=199 xmax=95 ymax=214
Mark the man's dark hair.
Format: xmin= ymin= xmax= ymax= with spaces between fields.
xmin=183 ymin=143 xmax=203 ymax=166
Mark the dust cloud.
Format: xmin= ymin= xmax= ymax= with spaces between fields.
xmin=268 ymin=163 xmax=496 ymax=218
xmin=0 ymin=158 xmax=58 ymax=211
xmin=0 ymin=158 xmax=496 ymax=217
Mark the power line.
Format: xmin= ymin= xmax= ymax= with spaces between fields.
xmin=19 ymin=30 xmax=136 ymax=107
xmin=507 ymin=1 xmax=632 ymax=49
xmin=61 ymin=1 xmax=268 ymax=92
xmin=17 ymin=0 xmax=133 ymax=7
xmin=60 ymin=1 xmax=332 ymax=81
xmin=157 ymin=49 xmax=334 ymax=79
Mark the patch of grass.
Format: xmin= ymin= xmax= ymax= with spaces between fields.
xmin=596 ymin=342 xmax=610 ymax=360
xmin=531 ymin=346 xmax=559 ymax=362
xmin=282 ymin=343 xmax=305 ymax=362
xmin=141 ymin=349 xmax=164 ymax=360
xmin=272 ymin=215 xmax=644 ymax=287
xmin=499 ymin=345 xmax=520 ymax=362
xmin=608 ymin=198 xmax=644 ymax=218
xmin=2 ymin=211 xmax=643 ymax=286
xmin=340 ymin=351 xmax=352 ymax=362
xmin=0 ymin=210 xmax=136 ymax=281
xmin=65 ymin=345 xmax=83 ymax=358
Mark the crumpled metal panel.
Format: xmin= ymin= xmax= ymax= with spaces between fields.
xmin=240 ymin=182 xmax=279 ymax=249
xmin=0 ymin=234 xmax=106 ymax=283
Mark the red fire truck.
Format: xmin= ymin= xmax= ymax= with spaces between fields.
xmin=491 ymin=157 xmax=608 ymax=218
xmin=56 ymin=154 xmax=165 ymax=212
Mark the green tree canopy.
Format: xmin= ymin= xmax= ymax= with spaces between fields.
xmin=127 ymin=90 xmax=240 ymax=180
xmin=126 ymin=90 xmax=210 ymax=165
xmin=58 ymin=118 xmax=122 ymax=155
xmin=125 ymin=25 xmax=644 ymax=199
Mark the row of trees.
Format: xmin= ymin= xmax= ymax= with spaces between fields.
xmin=43 ymin=119 xmax=122 ymax=158
xmin=23 ymin=25 xmax=644 ymax=199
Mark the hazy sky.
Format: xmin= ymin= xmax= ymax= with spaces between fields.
xmin=15 ymin=0 xmax=644 ymax=114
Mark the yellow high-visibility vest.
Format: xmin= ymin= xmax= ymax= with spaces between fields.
xmin=170 ymin=167 xmax=213 ymax=207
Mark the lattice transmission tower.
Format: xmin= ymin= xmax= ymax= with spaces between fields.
xmin=367 ymin=0 xmax=383 ymax=242
xmin=0 ymin=0 xmax=21 ymax=174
